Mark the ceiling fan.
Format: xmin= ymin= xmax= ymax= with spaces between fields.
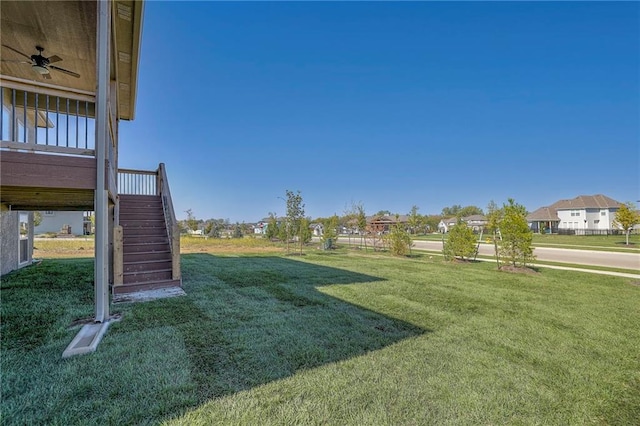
xmin=1 ymin=45 xmax=80 ymax=79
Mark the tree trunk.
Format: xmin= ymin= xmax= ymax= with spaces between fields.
xmin=493 ymin=230 xmax=500 ymax=269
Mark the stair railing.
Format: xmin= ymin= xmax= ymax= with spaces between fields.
xmin=156 ymin=163 xmax=181 ymax=281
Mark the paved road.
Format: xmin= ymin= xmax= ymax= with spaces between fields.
xmin=335 ymin=237 xmax=640 ymax=271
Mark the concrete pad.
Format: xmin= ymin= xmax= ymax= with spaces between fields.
xmin=113 ymin=287 xmax=186 ymax=304
xmin=62 ymin=320 xmax=113 ymax=358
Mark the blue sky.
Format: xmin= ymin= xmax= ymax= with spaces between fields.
xmin=119 ymin=1 xmax=639 ymax=222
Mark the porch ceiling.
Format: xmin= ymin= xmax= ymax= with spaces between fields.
xmin=0 ymin=0 xmax=143 ymax=120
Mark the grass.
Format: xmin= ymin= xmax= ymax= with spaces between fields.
xmin=2 ymin=246 xmax=639 ymax=425
xmin=34 ymin=238 xmax=96 ymax=258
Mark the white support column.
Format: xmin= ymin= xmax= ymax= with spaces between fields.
xmin=94 ymin=0 xmax=111 ymax=323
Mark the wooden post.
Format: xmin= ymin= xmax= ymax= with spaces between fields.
xmin=113 ymin=225 xmax=123 ymax=285
xmin=156 ymin=164 xmax=162 ymax=196
xmin=172 ymin=224 xmax=180 ymax=281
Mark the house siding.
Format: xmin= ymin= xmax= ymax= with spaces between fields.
xmin=1 ymin=210 xmax=33 ymax=276
xmin=35 ymin=211 xmax=86 ymax=235
xmin=557 ymin=207 xmax=618 ymax=231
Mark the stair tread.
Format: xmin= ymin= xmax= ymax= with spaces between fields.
xmin=123 ymin=268 xmax=172 ymax=275
xmin=123 ymin=250 xmax=171 ymax=254
xmin=124 ymin=258 xmax=171 ymax=265
xmin=123 ymin=242 xmax=170 ymax=246
xmin=119 ymin=279 xmax=180 ymax=285
xmin=112 ymin=279 xmax=182 ymax=295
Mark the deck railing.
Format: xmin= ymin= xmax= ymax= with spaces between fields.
xmin=117 ymin=168 xmax=157 ymax=195
xmin=0 ymin=85 xmax=96 ymax=156
xmin=157 ymin=163 xmax=181 ymax=281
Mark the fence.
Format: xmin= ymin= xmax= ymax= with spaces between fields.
xmin=557 ymin=229 xmax=624 ymax=236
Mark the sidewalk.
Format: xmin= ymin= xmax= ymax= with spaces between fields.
xmin=469 ymin=256 xmax=640 ymax=279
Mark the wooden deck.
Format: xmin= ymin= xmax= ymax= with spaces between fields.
xmin=0 ymin=150 xmax=96 ymax=210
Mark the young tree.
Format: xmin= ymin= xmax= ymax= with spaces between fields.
xmin=386 ymin=220 xmax=413 ymax=256
xmin=185 ymin=209 xmax=198 ymax=232
xmin=499 ymin=198 xmax=535 ymax=267
xmin=265 ymin=212 xmax=279 ymax=240
xmin=442 ymin=218 xmax=477 ymax=261
xmin=233 ymin=222 xmax=243 ymax=238
xmin=355 ymin=202 xmax=367 ymax=251
xmin=407 ymin=205 xmax=421 ymax=235
xmin=299 ymin=217 xmax=312 ymax=246
xmin=321 ymin=214 xmax=339 ymax=249
xmin=613 ymin=202 xmax=640 ymax=245
xmin=277 ymin=219 xmax=289 ymax=242
xmin=423 ymin=215 xmax=441 ymax=234
xmin=285 ymin=190 xmax=305 ymax=254
xmin=485 ymin=200 xmax=503 ymax=269
xmin=208 ymin=220 xmax=222 ymax=238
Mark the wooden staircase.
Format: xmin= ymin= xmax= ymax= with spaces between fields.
xmin=115 ymin=194 xmax=181 ymax=294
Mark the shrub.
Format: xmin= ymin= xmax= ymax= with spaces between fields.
xmin=443 ymin=219 xmax=477 ymax=260
xmin=386 ymin=224 xmax=413 ymax=256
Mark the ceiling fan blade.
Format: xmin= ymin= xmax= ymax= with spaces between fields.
xmin=42 ymin=73 xmax=52 ymax=80
xmin=1 ymin=59 xmax=31 ymax=63
xmin=49 ymin=65 xmax=80 ymax=78
xmin=47 ymin=55 xmax=62 ymax=64
xmin=1 ymin=44 xmax=33 ymax=60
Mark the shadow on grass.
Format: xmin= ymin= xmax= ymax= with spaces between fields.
xmin=1 ymin=253 xmax=426 ymax=424
xmin=115 ymin=253 xmax=427 ymax=405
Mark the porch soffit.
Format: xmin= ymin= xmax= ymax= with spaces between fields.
xmin=0 ymin=0 xmax=142 ymax=120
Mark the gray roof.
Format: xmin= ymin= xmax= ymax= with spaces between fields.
xmin=551 ymin=194 xmax=621 ymax=210
xmin=527 ymin=194 xmax=621 ymax=222
xmin=526 ymin=207 xmax=559 ymax=222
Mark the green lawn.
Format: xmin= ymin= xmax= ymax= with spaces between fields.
xmin=2 ymin=250 xmax=639 ymax=425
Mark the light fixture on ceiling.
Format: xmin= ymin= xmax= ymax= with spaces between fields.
xmin=1 ymin=45 xmax=79 ymax=79
xmin=32 ymin=64 xmax=50 ymax=75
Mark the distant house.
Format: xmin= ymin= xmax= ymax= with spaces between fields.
xmin=438 ymin=215 xmax=487 ymax=233
xmin=437 ymin=217 xmax=457 ymax=233
xmin=310 ymin=223 xmax=324 ymax=236
xmin=255 ymin=217 xmax=285 ymax=236
xmin=367 ymin=214 xmax=409 ymax=233
xmin=527 ymin=194 xmax=622 ymax=234
xmin=254 ymin=221 xmax=266 ymax=235
xmin=0 ymin=211 xmax=33 ymax=275
xmin=35 ymin=211 xmax=92 ymax=236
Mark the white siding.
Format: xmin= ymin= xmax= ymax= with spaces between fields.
xmin=35 ymin=211 xmax=85 ymax=235
xmin=556 ymin=210 xmax=575 ymax=229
